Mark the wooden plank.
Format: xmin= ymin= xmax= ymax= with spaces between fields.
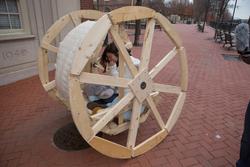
xmin=70 ymin=10 xmax=104 ymax=21
xmin=110 ymin=27 xmax=138 ymax=77
xmin=89 ymin=136 xmax=132 ymax=159
xmin=69 ymin=76 xmax=94 ymax=141
xmin=149 ymin=47 xmax=177 ymax=79
xmin=71 ymin=14 xmax=112 ymax=75
xmin=69 ymin=13 xmax=80 ymax=27
xmin=101 ymin=108 xmax=150 ymax=135
xmin=69 ymin=10 xmax=104 ymax=27
xmin=139 ymin=19 xmax=155 ymax=71
xmin=91 ymin=100 xmax=133 ymax=121
xmin=133 ymin=129 xmax=167 ymax=157
xmin=108 ymin=6 xmax=155 ymax=24
xmin=79 ymin=72 xmax=131 ymax=88
xmin=127 ymin=99 xmax=142 ymax=148
xmin=43 ymin=80 xmax=56 ymax=92
xmin=118 ymin=51 xmax=125 ymax=124
xmin=41 ymin=42 xmax=58 ymax=53
xmin=178 ymin=47 xmax=188 ymax=91
xmin=92 ymin=92 xmax=134 ymax=136
xmin=146 ymin=96 xmax=165 ymax=129
xmin=155 ymin=13 xmax=182 ymax=48
xmin=91 ymin=92 xmax=157 ymax=122
xmin=153 ymin=83 xmax=181 ymax=94
xmin=37 ymin=48 xmax=49 ymax=85
xmin=42 ymin=14 xmax=71 ymax=44
xmin=165 ymin=92 xmax=186 ymax=132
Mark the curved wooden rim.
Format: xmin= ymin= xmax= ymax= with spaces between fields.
xmin=68 ymin=6 xmax=188 ymax=159
xmin=37 ymin=10 xmax=104 ymax=107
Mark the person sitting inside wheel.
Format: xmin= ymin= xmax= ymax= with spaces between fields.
xmin=84 ymin=41 xmax=140 ymax=114
xmin=84 ymin=42 xmax=120 ymax=114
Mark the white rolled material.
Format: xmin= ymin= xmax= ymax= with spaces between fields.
xmin=55 ymin=21 xmax=96 ymax=101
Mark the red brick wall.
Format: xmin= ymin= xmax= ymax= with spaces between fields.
xmin=80 ymin=0 xmax=93 ymax=9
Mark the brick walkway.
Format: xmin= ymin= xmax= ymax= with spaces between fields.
xmin=1 ymin=24 xmax=250 ymax=167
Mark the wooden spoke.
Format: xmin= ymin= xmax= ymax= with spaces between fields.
xmin=110 ymin=27 xmax=138 ymax=77
xmin=139 ymin=19 xmax=155 ymax=71
xmin=108 ymin=6 xmax=155 ymax=24
xmin=146 ymin=96 xmax=165 ymax=129
xmin=149 ymin=47 xmax=177 ymax=79
xmin=71 ymin=14 xmax=112 ymax=75
xmin=165 ymin=92 xmax=186 ymax=132
xmin=41 ymin=42 xmax=58 ymax=53
xmin=43 ymin=80 xmax=56 ymax=92
xmin=127 ymin=99 xmax=142 ymax=148
xmin=118 ymin=52 xmax=125 ymax=124
xmin=92 ymin=92 xmax=134 ymax=136
xmin=79 ymin=72 xmax=131 ymax=88
xmin=153 ymin=83 xmax=181 ymax=94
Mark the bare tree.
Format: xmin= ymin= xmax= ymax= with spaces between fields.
xmin=134 ymin=0 xmax=142 ymax=46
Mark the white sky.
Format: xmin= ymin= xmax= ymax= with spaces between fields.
xmin=164 ymin=0 xmax=249 ymax=20
xmin=229 ymin=0 xmax=250 ymax=20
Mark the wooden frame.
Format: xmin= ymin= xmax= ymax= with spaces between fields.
xmin=38 ymin=7 xmax=188 ymax=159
xmin=38 ymin=10 xmax=104 ymax=108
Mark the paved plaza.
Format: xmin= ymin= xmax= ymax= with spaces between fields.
xmin=1 ymin=24 xmax=250 ymax=167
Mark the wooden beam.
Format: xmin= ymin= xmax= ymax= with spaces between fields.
xmin=43 ymin=80 xmax=56 ymax=92
xmin=110 ymin=27 xmax=138 ymax=77
xmin=155 ymin=13 xmax=182 ymax=48
xmin=92 ymin=92 xmax=134 ymax=136
xmin=41 ymin=42 xmax=58 ymax=53
xmin=133 ymin=129 xmax=167 ymax=157
xmin=118 ymin=51 xmax=125 ymax=124
xmin=127 ymin=99 xmax=142 ymax=148
xmin=79 ymin=72 xmax=131 ymax=88
xmin=89 ymin=136 xmax=132 ymax=159
xmin=165 ymin=92 xmax=186 ymax=132
xmin=149 ymin=47 xmax=177 ymax=79
xmin=69 ymin=76 xmax=94 ymax=141
xmin=139 ymin=19 xmax=155 ymax=71
xmin=42 ymin=14 xmax=71 ymax=44
xmin=71 ymin=14 xmax=112 ymax=75
xmin=101 ymin=109 xmax=150 ymax=136
xmin=69 ymin=13 xmax=80 ymax=27
xmin=108 ymin=6 xmax=155 ymax=24
xmin=37 ymin=48 xmax=49 ymax=85
xmin=153 ymin=83 xmax=181 ymax=94
xmin=146 ymin=96 xmax=165 ymax=129
xmin=178 ymin=47 xmax=188 ymax=91
xmin=71 ymin=10 xmax=104 ymax=21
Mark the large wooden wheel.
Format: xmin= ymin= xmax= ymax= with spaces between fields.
xmin=69 ymin=7 xmax=188 ymax=159
xmin=38 ymin=10 xmax=104 ymax=107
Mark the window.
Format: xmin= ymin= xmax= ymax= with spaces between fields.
xmin=0 ymin=0 xmax=32 ymax=40
xmin=0 ymin=0 xmax=21 ymax=29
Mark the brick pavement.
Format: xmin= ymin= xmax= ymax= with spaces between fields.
xmin=1 ymin=24 xmax=250 ymax=167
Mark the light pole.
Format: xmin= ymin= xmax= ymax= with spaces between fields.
xmin=231 ymin=0 xmax=238 ymax=24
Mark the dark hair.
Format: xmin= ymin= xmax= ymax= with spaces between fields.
xmin=100 ymin=42 xmax=119 ymax=72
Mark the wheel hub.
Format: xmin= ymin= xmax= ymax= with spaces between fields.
xmin=128 ymin=68 xmax=153 ymax=103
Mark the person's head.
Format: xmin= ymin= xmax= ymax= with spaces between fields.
xmin=100 ymin=42 xmax=119 ymax=71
